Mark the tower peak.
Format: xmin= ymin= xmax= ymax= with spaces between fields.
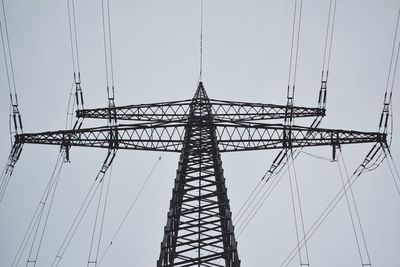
xmin=193 ymin=81 xmax=208 ymax=99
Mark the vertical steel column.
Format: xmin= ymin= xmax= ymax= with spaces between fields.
xmin=157 ymin=82 xmax=240 ymax=267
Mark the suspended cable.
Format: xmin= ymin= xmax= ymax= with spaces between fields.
xmin=299 ymin=150 xmax=332 ymax=162
xmin=84 ymin=4 xmax=118 ymax=262
xmin=0 ymin=142 xmax=23 ymax=202
xmin=101 ymin=0 xmax=116 ymax=109
xmin=287 ymin=151 xmax=303 ymax=266
xmin=290 ymin=151 xmax=310 ymax=266
xmin=286 ymin=151 xmax=310 ymax=266
xmin=87 ymin=163 xmax=115 ymax=266
xmin=26 ymin=153 xmax=65 ymax=267
xmin=280 ymin=144 xmax=383 ymax=267
xmin=319 ymin=0 xmax=337 ymax=110
xmin=337 ymin=152 xmax=372 ymax=266
xmin=378 ymin=8 xmax=400 ymax=147
xmin=235 ymin=157 xmax=294 ymax=236
xmin=12 ymin=152 xmax=64 ymax=267
xmin=51 ymin=179 xmax=101 ymax=267
xmin=340 ymin=151 xmax=372 ymax=266
xmin=95 ymin=165 xmax=113 ymax=265
xmin=51 ymin=151 xmax=116 ymax=267
xmin=0 ymin=0 xmax=23 ymax=142
xmin=292 ymin=1 xmax=303 ymax=88
xmin=66 ymin=0 xmax=84 ymax=134
xmin=0 ymin=0 xmax=24 ymax=201
xmin=286 ymin=0 xmax=303 ymax=108
xmin=324 ymin=0 xmax=337 ymax=73
xmin=384 ymin=8 xmax=400 ymax=98
xmin=234 ymin=0 xmax=339 ymax=240
xmin=87 ymin=167 xmax=108 ymax=267
xmin=98 ymin=153 xmax=163 ymax=265
xmin=65 ymin=81 xmax=77 ymax=130
xmin=233 ymin=178 xmax=264 ymax=222
xmin=383 ymin=147 xmax=400 ymax=196
xmin=67 ymin=0 xmax=80 ymax=74
xmin=337 ymin=155 xmax=364 ymax=266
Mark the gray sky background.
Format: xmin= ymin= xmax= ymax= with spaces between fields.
xmin=0 ymin=0 xmax=399 ymax=266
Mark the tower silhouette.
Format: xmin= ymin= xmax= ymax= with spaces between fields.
xmin=14 ymin=81 xmax=385 ymax=266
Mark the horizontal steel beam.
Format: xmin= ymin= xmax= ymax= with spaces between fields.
xmin=76 ymin=99 xmax=325 ymax=122
xmin=15 ymin=122 xmax=385 ymax=153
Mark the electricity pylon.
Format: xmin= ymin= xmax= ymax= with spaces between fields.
xmin=14 ymin=82 xmax=386 ymax=266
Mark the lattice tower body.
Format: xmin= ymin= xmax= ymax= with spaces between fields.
xmin=157 ymin=83 xmax=240 ymax=266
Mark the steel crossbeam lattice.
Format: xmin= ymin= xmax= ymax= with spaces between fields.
xmin=14 ymin=82 xmax=386 ymax=266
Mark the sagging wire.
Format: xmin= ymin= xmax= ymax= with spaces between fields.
xmin=0 ymin=0 xmax=24 ymax=203
xmin=0 ymin=142 xmax=22 ymax=202
xmin=12 ymin=151 xmax=65 ymax=267
xmin=378 ymin=8 xmax=400 ymax=148
xmin=7 ymin=0 xmax=87 ymax=259
xmin=87 ymin=161 xmax=113 ymax=267
xmin=280 ymin=143 xmax=386 ymax=267
xmin=318 ymin=0 xmax=337 ymax=110
xmin=338 ymin=149 xmax=372 ymax=266
xmin=101 ymin=0 xmax=116 ymax=112
xmin=67 ymin=0 xmax=84 ymax=133
xmin=232 ymin=0 xmax=339 ymax=238
xmin=50 ymin=150 xmax=116 ymax=267
xmin=98 ymin=153 xmax=163 ymax=265
xmin=0 ymin=0 xmax=23 ymax=142
xmin=286 ymin=0 xmax=303 ymax=108
xmin=382 ymin=146 xmax=400 ymax=196
xmin=86 ymin=2 xmax=118 ymax=264
xmin=286 ymin=149 xmax=310 ymax=267
xmin=235 ymin=153 xmax=296 ymax=237
xmin=376 ymin=8 xmax=400 ymax=197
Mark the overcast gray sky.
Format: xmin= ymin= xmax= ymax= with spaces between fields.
xmin=0 ymin=0 xmax=399 ymax=266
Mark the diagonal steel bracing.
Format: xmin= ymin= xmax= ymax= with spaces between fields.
xmin=76 ymin=99 xmax=325 ymax=122
xmin=157 ymin=85 xmax=239 ymax=266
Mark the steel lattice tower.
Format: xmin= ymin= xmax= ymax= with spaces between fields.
xmin=13 ymin=81 xmax=386 ymax=266
xmin=157 ymin=83 xmax=240 ymax=266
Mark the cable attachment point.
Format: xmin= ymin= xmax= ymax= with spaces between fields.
xmin=378 ymin=92 xmax=392 ymax=135
xmin=318 ymin=70 xmax=328 ymax=110
xmin=9 ymin=93 xmax=23 ymax=143
xmin=61 ymin=133 xmax=71 ymax=162
xmin=96 ymin=149 xmax=116 ymax=181
xmin=332 ymin=143 xmax=340 ymax=162
xmin=73 ymin=72 xmax=84 ymax=110
xmin=6 ymin=142 xmax=23 ymax=176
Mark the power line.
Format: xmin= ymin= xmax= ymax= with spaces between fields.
xmin=340 ymin=151 xmax=372 ymax=266
xmin=280 ymin=143 xmax=385 ymax=266
xmin=51 ymin=151 xmax=116 ymax=267
xmin=12 ymin=152 xmax=64 ymax=267
xmin=98 ymin=153 xmax=163 ymax=265
xmin=0 ymin=0 xmax=23 ymax=145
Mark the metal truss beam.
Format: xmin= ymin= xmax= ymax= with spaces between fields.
xmin=15 ymin=122 xmax=385 ymax=153
xmin=76 ymin=99 xmax=325 ymax=123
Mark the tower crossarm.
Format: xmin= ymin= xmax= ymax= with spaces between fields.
xmin=13 ymin=122 xmax=385 ymax=154
xmin=76 ymin=99 xmax=192 ymax=122
xmin=76 ymin=100 xmax=325 ymax=123
xmin=15 ymin=122 xmax=186 ymax=152
xmin=210 ymin=99 xmax=325 ymax=122
xmin=215 ymin=122 xmax=386 ymax=152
